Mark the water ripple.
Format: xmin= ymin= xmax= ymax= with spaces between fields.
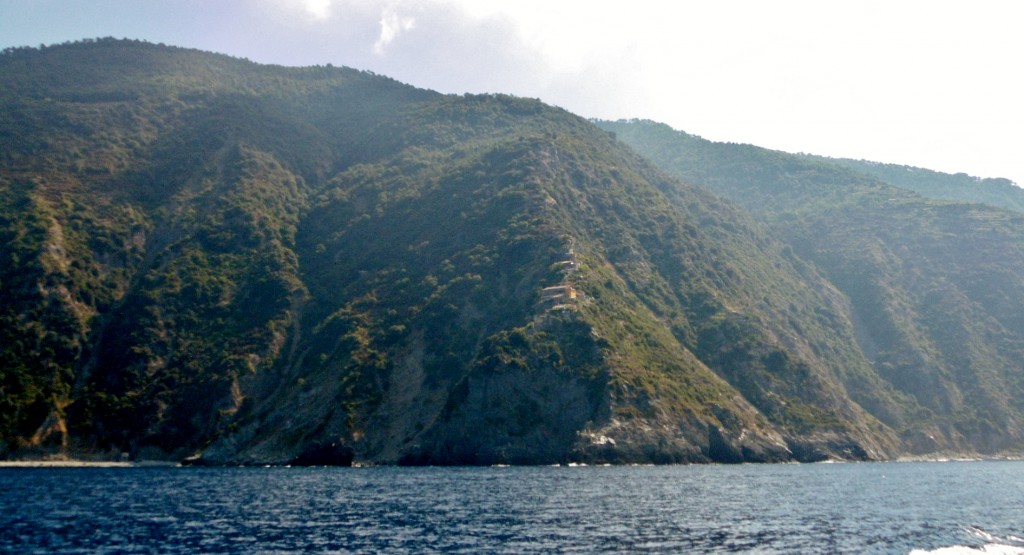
xmin=1 ymin=461 xmax=1022 ymax=554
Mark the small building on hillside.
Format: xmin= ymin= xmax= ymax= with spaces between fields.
xmin=541 ymin=285 xmax=577 ymax=302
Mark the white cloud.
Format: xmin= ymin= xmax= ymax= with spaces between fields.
xmin=303 ymin=0 xmax=332 ymax=20
xmin=427 ymin=0 xmax=1023 ymax=185
xmin=260 ymin=0 xmax=335 ymax=22
xmin=374 ymin=5 xmax=415 ymax=55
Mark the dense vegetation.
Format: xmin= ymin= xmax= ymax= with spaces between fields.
xmin=804 ymin=156 xmax=1024 ymax=213
xmin=599 ymin=119 xmax=1024 ymax=454
xmin=1 ymin=40 xmax=1020 ymax=463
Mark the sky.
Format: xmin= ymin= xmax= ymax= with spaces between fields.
xmin=2 ymin=0 xmax=1021 ymax=185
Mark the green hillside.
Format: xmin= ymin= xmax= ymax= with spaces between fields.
xmin=2 ymin=39 xmax=1018 ymax=464
xmin=803 ymin=156 xmax=1024 ymax=213
xmin=599 ymin=119 xmax=1024 ymax=454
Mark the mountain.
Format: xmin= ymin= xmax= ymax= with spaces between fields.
xmin=801 ymin=156 xmax=1024 ymax=214
xmin=597 ymin=119 xmax=1024 ymax=455
xmin=1 ymin=40 xmax=1018 ymax=465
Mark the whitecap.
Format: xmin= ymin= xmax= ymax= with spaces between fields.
xmin=910 ymin=526 xmax=1024 ymax=554
xmin=909 ymin=544 xmax=1024 ymax=555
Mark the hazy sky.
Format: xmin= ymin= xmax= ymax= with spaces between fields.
xmin=2 ymin=0 xmax=1021 ymax=185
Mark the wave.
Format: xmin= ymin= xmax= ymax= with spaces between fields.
xmin=910 ymin=545 xmax=1024 ymax=555
xmin=910 ymin=527 xmax=1024 ymax=555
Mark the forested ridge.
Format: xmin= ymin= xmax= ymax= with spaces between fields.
xmin=1 ymin=40 xmax=1020 ymax=464
xmin=598 ymin=119 xmax=1024 ymax=455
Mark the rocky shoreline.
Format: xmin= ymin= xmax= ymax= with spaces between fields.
xmin=0 ymin=458 xmax=179 ymax=468
xmin=4 ymin=452 xmax=1023 ymax=468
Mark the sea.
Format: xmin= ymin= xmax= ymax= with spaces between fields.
xmin=1 ymin=460 xmax=1022 ymax=554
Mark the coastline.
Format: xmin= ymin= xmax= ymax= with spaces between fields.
xmin=2 ymin=452 xmax=1023 ymax=468
xmin=0 ymin=460 xmax=180 ymax=468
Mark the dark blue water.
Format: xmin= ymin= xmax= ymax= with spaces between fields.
xmin=2 ymin=460 xmax=1023 ymax=554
